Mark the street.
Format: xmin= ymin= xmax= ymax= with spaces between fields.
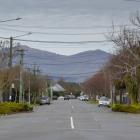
xmin=0 ymin=100 xmax=140 ymax=140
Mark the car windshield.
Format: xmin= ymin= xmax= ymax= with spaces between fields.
xmin=100 ymin=97 xmax=109 ymax=101
xmin=41 ymin=97 xmax=48 ymax=100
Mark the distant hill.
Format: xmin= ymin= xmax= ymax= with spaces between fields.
xmin=14 ymin=46 xmax=112 ymax=82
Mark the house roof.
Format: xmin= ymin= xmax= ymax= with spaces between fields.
xmin=52 ymin=84 xmax=65 ymax=92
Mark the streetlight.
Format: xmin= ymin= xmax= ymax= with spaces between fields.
xmin=9 ymin=32 xmax=32 ymax=67
xmin=0 ymin=17 xmax=22 ymax=23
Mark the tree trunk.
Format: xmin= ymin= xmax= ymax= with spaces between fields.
xmin=0 ymin=90 xmax=3 ymax=102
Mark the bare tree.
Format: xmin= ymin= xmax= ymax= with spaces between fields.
xmin=106 ymin=13 xmax=140 ymax=104
xmin=0 ymin=40 xmax=9 ymax=68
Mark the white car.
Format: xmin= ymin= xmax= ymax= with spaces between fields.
xmin=79 ymin=96 xmax=84 ymax=101
xmin=79 ymin=95 xmax=89 ymax=101
xmin=40 ymin=96 xmax=51 ymax=105
xmin=58 ymin=96 xmax=64 ymax=100
xmin=98 ymin=96 xmax=111 ymax=107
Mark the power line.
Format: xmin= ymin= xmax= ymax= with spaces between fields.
xmin=23 ymin=55 xmax=110 ymax=65
xmin=0 ymin=36 xmax=111 ymax=44
xmin=24 ymin=61 xmax=107 ymax=66
xmin=0 ymin=24 xmax=131 ymax=29
xmin=19 ymin=63 xmax=102 ymax=77
xmin=124 ymin=0 xmax=140 ymax=3
xmin=45 ymin=70 xmax=100 ymax=77
xmin=23 ymin=63 xmax=102 ymax=75
xmin=14 ymin=38 xmax=111 ymax=44
xmin=0 ymin=26 xmax=119 ymax=36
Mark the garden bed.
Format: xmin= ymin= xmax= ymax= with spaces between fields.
xmin=0 ymin=102 xmax=33 ymax=115
xmin=112 ymin=104 xmax=140 ymax=114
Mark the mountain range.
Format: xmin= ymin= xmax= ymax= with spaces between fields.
xmin=14 ymin=46 xmax=112 ymax=83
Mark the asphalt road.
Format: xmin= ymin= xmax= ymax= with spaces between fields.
xmin=0 ymin=100 xmax=140 ymax=140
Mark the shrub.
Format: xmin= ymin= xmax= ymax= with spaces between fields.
xmin=112 ymin=104 xmax=140 ymax=114
xmin=0 ymin=102 xmax=33 ymax=115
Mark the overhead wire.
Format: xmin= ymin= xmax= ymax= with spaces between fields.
xmin=0 ymin=22 xmax=115 ymax=78
xmin=0 ymin=26 xmax=119 ymax=36
xmin=42 ymin=70 xmax=101 ymax=77
xmin=0 ymin=23 xmax=131 ymax=29
xmin=23 ymin=55 xmax=110 ymax=65
xmin=14 ymin=38 xmax=111 ymax=44
xmin=0 ymin=36 xmax=111 ymax=44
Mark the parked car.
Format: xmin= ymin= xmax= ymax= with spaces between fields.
xmin=58 ymin=96 xmax=64 ymax=100
xmin=69 ymin=95 xmax=76 ymax=99
xmin=40 ymin=96 xmax=51 ymax=105
xmin=98 ymin=96 xmax=110 ymax=107
xmin=52 ymin=96 xmax=58 ymax=100
xmin=83 ymin=95 xmax=89 ymax=101
xmin=79 ymin=96 xmax=84 ymax=101
xmin=64 ymin=95 xmax=70 ymax=100
xmin=79 ymin=95 xmax=89 ymax=101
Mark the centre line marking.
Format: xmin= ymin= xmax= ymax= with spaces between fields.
xmin=70 ymin=116 xmax=75 ymax=129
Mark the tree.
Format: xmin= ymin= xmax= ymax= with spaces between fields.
xmin=0 ymin=40 xmax=9 ymax=68
xmin=57 ymin=78 xmax=81 ymax=96
xmin=0 ymin=66 xmax=20 ymax=102
xmin=105 ymin=13 xmax=140 ymax=104
xmin=124 ymin=74 xmax=138 ymax=104
xmin=83 ymin=72 xmax=110 ymax=98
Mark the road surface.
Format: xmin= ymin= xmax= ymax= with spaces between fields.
xmin=0 ymin=100 xmax=140 ymax=140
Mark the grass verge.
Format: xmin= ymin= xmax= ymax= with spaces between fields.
xmin=89 ymin=99 xmax=98 ymax=104
xmin=112 ymin=104 xmax=140 ymax=114
xmin=0 ymin=102 xmax=33 ymax=115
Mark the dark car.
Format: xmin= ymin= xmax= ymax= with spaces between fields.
xmin=52 ymin=96 xmax=58 ymax=100
xmin=64 ymin=95 xmax=70 ymax=100
xmin=40 ymin=96 xmax=51 ymax=105
xmin=69 ymin=95 xmax=76 ymax=99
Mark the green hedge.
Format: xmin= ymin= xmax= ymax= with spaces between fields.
xmin=0 ymin=102 xmax=33 ymax=115
xmin=112 ymin=104 xmax=140 ymax=114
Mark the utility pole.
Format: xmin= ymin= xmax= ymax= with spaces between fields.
xmin=33 ymin=63 xmax=37 ymax=76
xmin=37 ymin=66 xmax=41 ymax=75
xmin=9 ymin=37 xmax=13 ymax=67
xmin=36 ymin=66 xmax=42 ymax=100
xmin=17 ymin=49 xmax=24 ymax=103
xmin=8 ymin=32 xmax=32 ymax=68
xmin=50 ymin=81 xmax=53 ymax=101
xmin=28 ymin=68 xmax=31 ymax=104
xmin=33 ymin=63 xmax=39 ymax=104
xmin=26 ymin=68 xmax=31 ymax=104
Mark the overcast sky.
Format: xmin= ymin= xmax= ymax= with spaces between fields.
xmin=0 ymin=0 xmax=139 ymax=55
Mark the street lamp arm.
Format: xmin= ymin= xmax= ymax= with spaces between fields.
xmin=0 ymin=17 xmax=22 ymax=23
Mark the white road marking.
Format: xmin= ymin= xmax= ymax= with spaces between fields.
xmin=94 ymin=117 xmax=98 ymax=122
xmin=70 ymin=116 xmax=75 ymax=129
xmin=72 ymin=105 xmax=74 ymax=109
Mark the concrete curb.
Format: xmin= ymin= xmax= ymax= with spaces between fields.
xmin=0 ymin=114 xmax=8 ymax=118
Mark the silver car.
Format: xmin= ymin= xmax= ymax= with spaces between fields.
xmin=98 ymin=96 xmax=110 ymax=107
xmin=40 ymin=96 xmax=51 ymax=105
